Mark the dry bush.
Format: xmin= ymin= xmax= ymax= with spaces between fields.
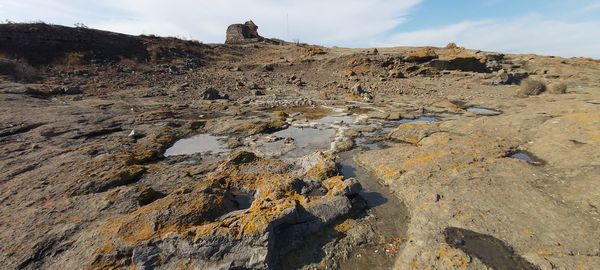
xmin=548 ymin=81 xmax=568 ymax=94
xmin=518 ymin=79 xmax=546 ymax=96
xmin=0 ymin=58 xmax=41 ymax=82
xmin=119 ymin=57 xmax=141 ymax=69
xmin=57 ymin=52 xmax=86 ymax=66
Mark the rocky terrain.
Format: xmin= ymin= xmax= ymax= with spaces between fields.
xmin=0 ymin=22 xmax=599 ymax=270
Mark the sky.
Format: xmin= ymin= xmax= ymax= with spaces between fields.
xmin=1 ymin=0 xmax=599 ymax=58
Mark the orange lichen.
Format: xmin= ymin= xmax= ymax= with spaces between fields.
xmin=402 ymin=151 xmax=445 ymax=168
xmin=436 ymin=247 xmax=469 ymax=269
xmin=570 ymin=112 xmax=600 ymax=123
xmin=352 ymin=64 xmax=371 ymax=75
xmin=97 ymin=242 xmax=115 ymax=254
xmin=323 ymin=176 xmax=345 ymax=196
xmin=122 ymin=222 xmax=155 ymax=244
xmin=334 ymin=219 xmax=354 ymax=233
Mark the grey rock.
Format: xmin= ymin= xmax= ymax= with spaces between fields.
xmin=128 ymin=129 xmax=145 ymax=138
xmin=225 ymin=20 xmax=264 ymax=44
xmin=62 ymin=86 xmax=82 ymax=95
xmin=202 ymin=87 xmax=228 ymax=100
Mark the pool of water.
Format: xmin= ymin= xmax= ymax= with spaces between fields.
xmin=508 ymin=151 xmax=543 ymax=165
xmin=163 ymin=134 xmax=229 ymax=156
xmin=467 ymin=107 xmax=502 ymax=116
xmin=393 ymin=116 xmax=439 ymax=124
xmin=231 ymin=190 xmax=255 ymax=210
xmin=336 ymin=151 xmax=409 ymax=269
xmin=165 ymin=112 xmax=440 ymax=159
xmin=269 ymin=126 xmax=337 ymax=158
xmin=382 ymin=116 xmax=439 ymax=133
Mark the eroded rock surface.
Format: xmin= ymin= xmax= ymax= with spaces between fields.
xmin=1 ymin=22 xmax=599 ymax=270
xmin=225 ymin=20 xmax=264 ymax=44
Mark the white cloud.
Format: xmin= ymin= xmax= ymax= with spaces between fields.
xmin=375 ymin=15 xmax=600 ymax=58
xmin=1 ymin=0 xmax=422 ymax=46
xmin=1 ymin=1 xmax=599 ymax=58
xmin=581 ymin=1 xmax=600 ymax=12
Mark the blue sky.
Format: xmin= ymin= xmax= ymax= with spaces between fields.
xmin=1 ymin=0 xmax=599 ymax=58
xmin=398 ymin=0 xmax=600 ymax=31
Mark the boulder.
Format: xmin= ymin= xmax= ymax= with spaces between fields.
xmin=225 ymin=20 xmax=264 ymax=44
xmin=428 ymin=57 xmax=491 ymax=73
xmin=62 ymin=85 xmax=82 ymax=95
xmin=351 ymin=84 xmax=374 ymax=102
xmin=202 ymin=87 xmax=228 ymax=100
xmin=404 ymin=48 xmax=438 ymax=63
xmin=388 ymin=69 xmax=406 ymax=79
xmin=492 ymin=72 xmax=529 ymax=85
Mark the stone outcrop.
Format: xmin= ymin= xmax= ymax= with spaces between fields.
xmin=90 ymin=151 xmax=363 ymax=269
xmin=0 ymin=23 xmax=149 ymax=64
xmin=225 ymin=20 xmax=264 ymax=44
xmin=428 ymin=57 xmax=492 ymax=73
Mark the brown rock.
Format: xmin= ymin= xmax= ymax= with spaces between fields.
xmin=225 ymin=20 xmax=264 ymax=44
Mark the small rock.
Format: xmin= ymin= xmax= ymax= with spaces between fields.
xmin=137 ymin=187 xmax=165 ymax=206
xmin=128 ymin=129 xmax=145 ymax=139
xmin=262 ymin=64 xmax=274 ymax=72
xmin=248 ymin=83 xmax=261 ymax=90
xmin=226 ymin=137 xmax=243 ymax=148
xmin=343 ymin=69 xmax=356 ymax=77
xmin=387 ymin=112 xmax=402 ymax=120
xmin=388 ymin=69 xmax=406 ymax=79
xmin=351 ymin=84 xmax=365 ymax=95
xmin=202 ymin=87 xmax=228 ymax=100
xmin=63 ymin=86 xmax=82 ymax=95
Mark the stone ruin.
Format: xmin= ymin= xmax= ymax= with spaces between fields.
xmin=225 ymin=20 xmax=264 ymax=44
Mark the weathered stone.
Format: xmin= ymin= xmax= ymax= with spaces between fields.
xmin=202 ymin=87 xmax=228 ymax=100
xmin=429 ymin=57 xmax=491 ymax=73
xmin=388 ymin=69 xmax=405 ymax=79
xmin=0 ymin=23 xmax=148 ymax=64
xmin=404 ymin=48 xmax=438 ymax=63
xmin=225 ymin=20 xmax=264 ymax=44
xmin=493 ymin=72 xmax=529 ymax=85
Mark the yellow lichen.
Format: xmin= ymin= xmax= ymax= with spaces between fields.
xmin=334 ymin=219 xmax=354 ymax=233
xmin=436 ymin=246 xmax=469 ymax=269
xmin=402 ymin=151 xmax=444 ymax=168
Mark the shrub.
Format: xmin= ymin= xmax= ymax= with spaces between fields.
xmin=518 ymin=79 xmax=546 ymax=96
xmin=548 ymin=81 xmax=567 ymax=94
xmin=0 ymin=58 xmax=40 ymax=82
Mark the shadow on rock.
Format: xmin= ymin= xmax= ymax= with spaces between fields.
xmin=359 ymin=191 xmax=388 ymax=208
xmin=444 ymin=227 xmax=540 ymax=270
xmin=274 ymin=197 xmax=368 ymax=269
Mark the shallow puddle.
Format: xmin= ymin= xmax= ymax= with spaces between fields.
xmin=508 ymin=151 xmax=543 ymax=165
xmin=382 ymin=116 xmax=439 ymax=133
xmin=393 ymin=116 xmax=439 ymax=124
xmin=259 ymin=113 xmax=440 ymax=158
xmin=270 ymin=126 xmax=336 ymax=158
xmin=315 ymin=114 xmax=356 ymax=125
xmin=164 ymin=134 xmax=229 ymax=156
xmin=467 ymin=107 xmax=502 ymax=116
xmin=231 ymin=191 xmax=254 ymax=210
xmin=336 ymin=151 xmax=409 ymax=269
